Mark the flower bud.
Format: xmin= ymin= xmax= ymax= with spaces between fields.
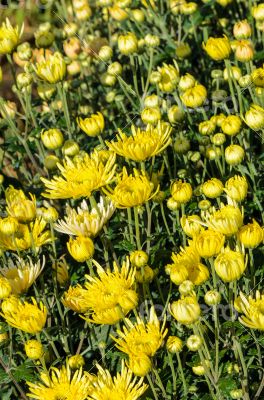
xmin=166 ymin=336 xmax=183 ymax=353
xmin=107 ymin=61 xmax=122 ymax=76
xmin=174 ymin=137 xmax=190 ymax=153
xmin=202 ymin=178 xmax=223 ymax=198
xmin=181 ymin=2 xmax=198 ymax=15
xmin=251 ymin=67 xmax=264 ymax=87
xmin=131 ymin=9 xmax=145 ymax=23
xmin=144 ymin=34 xmax=160 ymax=47
xmin=44 ymin=155 xmax=60 ymax=170
xmin=235 ymin=40 xmax=254 ymax=62
xmin=203 ymin=36 xmax=231 ymax=61
xmin=62 ymin=140 xmax=80 ymax=156
xmin=98 ymin=45 xmax=113 ymax=61
xmin=178 ymin=73 xmax=196 ymax=92
xmin=198 ymin=199 xmax=211 ymax=210
xmin=170 ymin=264 xmax=189 ymax=285
xmin=195 ymin=230 xmax=225 ymax=258
xmin=144 ymin=94 xmax=159 ymax=108
xmin=16 ymin=72 xmax=32 ymax=89
xmin=186 ymin=335 xmax=202 ymax=351
xmin=67 ymin=236 xmax=94 ymax=262
xmin=192 ymin=360 xmax=210 ymax=375
xmin=225 ymin=144 xmax=245 ymax=165
xmin=238 ymin=74 xmax=251 ymax=88
xmin=0 ymin=216 xmax=18 ymax=235
xmin=149 ymin=71 xmax=161 ymax=84
xmin=225 ymin=175 xmax=248 ymax=202
xmin=237 ymin=220 xmax=263 ymax=248
xmin=109 ymin=5 xmax=128 ymax=21
xmin=41 ymin=128 xmax=64 ymax=150
xmin=135 ymin=265 xmax=154 ymax=283
xmin=158 ymin=63 xmax=179 ymax=92
xmin=230 ymin=389 xmax=243 ymax=399
xmin=221 ymin=115 xmax=242 ymax=136
xmin=118 ymin=32 xmax=138 ymax=55
xmin=141 ymin=107 xmax=161 ymax=125
xmin=175 ymin=42 xmax=191 ymax=58
xmin=204 ymin=290 xmax=221 ymax=305
xmin=170 ymin=296 xmax=201 ymax=325
xmin=68 ymin=354 xmax=85 ymax=369
xmin=179 ymin=280 xmax=194 ymax=296
xmin=41 ymin=207 xmax=59 ymax=223
xmin=211 ymin=133 xmax=226 ymax=145
xmin=128 ymin=355 xmax=152 ymax=377
xmin=233 ymin=20 xmax=251 ymax=39
xmin=180 ymin=215 xmax=202 ymax=237
xmin=167 ymin=197 xmax=181 ymax=211
xmin=168 ymin=106 xmax=185 ymax=124
xmin=171 ymin=180 xmax=192 ymax=203
xmin=24 ymin=340 xmax=44 ymax=360
xmin=35 ymin=30 xmax=54 ymax=48
xmin=198 ymin=120 xmax=215 ymax=136
xmin=77 ymin=112 xmax=105 ymax=137
xmin=181 ymin=85 xmax=207 ymax=108
xmin=215 ymin=247 xmax=245 ymax=282
xmin=130 ymin=250 xmax=148 ymax=268
xmin=244 ymin=104 xmax=264 ymax=131
xmin=100 ymin=73 xmax=116 ymax=86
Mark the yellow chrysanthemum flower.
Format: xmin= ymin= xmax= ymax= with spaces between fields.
xmin=34 ymin=52 xmax=66 ymax=84
xmin=62 ymin=285 xmax=91 ymax=313
xmin=77 ymin=112 xmax=105 ymax=137
xmin=104 ymin=167 xmax=158 ymax=208
xmin=5 ymin=186 xmax=36 ymax=223
xmin=206 ymin=204 xmax=243 ymax=236
xmin=113 ymin=307 xmax=167 ymax=372
xmin=0 ymin=218 xmax=51 ymax=252
xmin=1 ymin=256 xmax=45 ymax=295
xmin=106 ymin=122 xmax=172 ymax=162
xmin=55 ymin=197 xmax=115 ymax=237
xmin=41 ymin=151 xmax=116 ymax=199
xmin=0 ymin=18 xmax=23 ymax=55
xmin=169 ymin=295 xmax=201 ymax=325
xmin=1 ymin=297 xmax=47 ymax=334
xmin=82 ymin=258 xmax=138 ymax=324
xmin=237 ymin=291 xmax=264 ymax=330
xmin=89 ymin=360 xmax=148 ymax=399
xmin=27 ymin=363 xmax=94 ymax=400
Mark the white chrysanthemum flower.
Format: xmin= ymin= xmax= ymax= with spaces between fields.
xmin=54 ymin=196 xmax=115 ymax=237
xmin=1 ymin=256 xmax=45 ymax=295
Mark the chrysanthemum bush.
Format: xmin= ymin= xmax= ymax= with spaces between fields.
xmin=0 ymin=0 xmax=264 ymax=399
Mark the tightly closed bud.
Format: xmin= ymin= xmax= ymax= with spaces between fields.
xmin=167 ymin=197 xmax=181 ymax=211
xmin=144 ymin=94 xmax=159 ymax=108
xmin=174 ymin=137 xmax=190 ymax=153
xmin=64 ymin=22 xmax=78 ymax=37
xmin=192 ymin=360 xmax=210 ymax=375
xmin=238 ymin=74 xmax=251 ymax=88
xmin=235 ymin=40 xmax=254 ymax=62
xmin=181 ymin=84 xmax=207 ymax=108
xmin=203 ymin=36 xmax=231 ymax=61
xmin=252 ymin=4 xmax=264 ymax=20
xmin=135 ymin=265 xmax=154 ymax=283
xmin=144 ymin=34 xmax=160 ymax=47
xmin=225 ymin=144 xmax=245 ymax=165
xmin=180 ymin=215 xmax=202 ymax=237
xmin=35 ymin=30 xmax=54 ymax=48
xmin=168 ymin=106 xmax=185 ymax=123
xmin=0 ymin=277 xmax=12 ymax=299
xmin=98 ymin=45 xmax=113 ymax=61
xmin=44 ymin=155 xmax=60 ymax=170
xmin=0 ymin=332 xmax=8 ymax=343
xmin=199 ymin=120 xmax=216 ymax=136
xmin=128 ymin=355 xmax=151 ymax=377
xmin=251 ymin=68 xmax=264 ymax=87
xmin=130 ymin=250 xmax=148 ymax=268
xmin=238 ymin=220 xmax=263 ymax=248
xmin=171 ymin=180 xmax=192 ymax=203
xmin=131 ymin=9 xmax=145 ymax=23
xmin=175 ymin=42 xmax=191 ymax=58
xmin=181 ymin=2 xmax=198 ymax=15
xmin=109 ymin=5 xmax=128 ymax=21
xmin=0 ymin=101 xmax=17 ymax=119
xmin=41 ymin=128 xmax=64 ymax=150
xmin=17 ymin=42 xmax=32 ymax=61
xmin=141 ymin=107 xmax=161 ymax=124
xmin=0 ymin=216 xmax=18 ymax=235
xmin=202 ymin=178 xmax=223 ymax=198
xmin=41 ymin=207 xmax=58 ymax=223
xmin=233 ymin=20 xmax=252 ymax=39
xmin=118 ymin=32 xmax=138 ymax=55
xmin=179 ymin=280 xmax=194 ymax=296
xmin=223 ymin=66 xmax=242 ymax=81
xmin=230 ymin=389 xmax=243 ymax=399
xmin=77 ymin=112 xmax=105 ymax=137
xmin=211 ymin=133 xmax=226 ymax=145
xmin=178 ymin=73 xmax=196 ymax=91
xmin=244 ymin=104 xmax=264 ymax=131
xmin=204 ymin=290 xmax=221 ymax=305
xmin=16 ymin=73 xmax=32 ymax=89
xmin=225 ymin=175 xmax=248 ymax=202
xmin=67 ymin=236 xmax=94 ymax=262
xmin=205 ymin=146 xmax=221 ymax=160
xmin=149 ymin=71 xmax=161 ymax=84
xmin=170 ymin=296 xmax=201 ymax=325
xmin=67 ymin=61 xmax=81 ymax=76
xmin=107 ymin=61 xmax=122 ymax=76
xmin=68 ymin=354 xmax=85 ymax=369
xmin=24 ymin=340 xmax=44 ymax=360
xmin=214 ymin=247 xmax=245 ymax=282
xmin=195 ymin=230 xmax=225 ymax=258
xmin=187 ymin=335 xmax=202 ymax=351
xmin=61 ymin=140 xmax=79 ymax=157
xmin=166 ymin=336 xmax=183 ymax=353
xmin=198 ymin=199 xmax=211 ymax=210
xmin=100 ymin=73 xmax=116 ymax=86
xmin=221 ymin=115 xmax=242 ymax=136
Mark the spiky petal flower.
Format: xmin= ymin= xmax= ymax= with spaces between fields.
xmin=27 ymin=363 xmax=94 ymax=400
xmin=34 ymin=52 xmax=66 ymax=84
xmin=106 ymin=122 xmax=172 ymax=162
xmin=1 ymin=297 xmax=47 ymax=334
xmin=112 ymin=307 xmax=167 ymax=375
xmin=1 ymin=256 xmax=45 ymax=295
xmin=41 ymin=151 xmax=116 ymax=199
xmin=82 ymin=258 xmax=138 ymax=324
xmin=104 ymin=167 xmax=159 ymax=208
xmin=237 ymin=291 xmax=264 ymax=330
xmin=6 ymin=186 xmax=36 ymax=223
xmin=0 ymin=18 xmax=23 ymax=55
xmin=54 ymin=197 xmax=115 ymax=237
xmin=88 ymin=360 xmax=148 ymax=400
xmin=205 ymin=204 xmax=243 ymax=236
